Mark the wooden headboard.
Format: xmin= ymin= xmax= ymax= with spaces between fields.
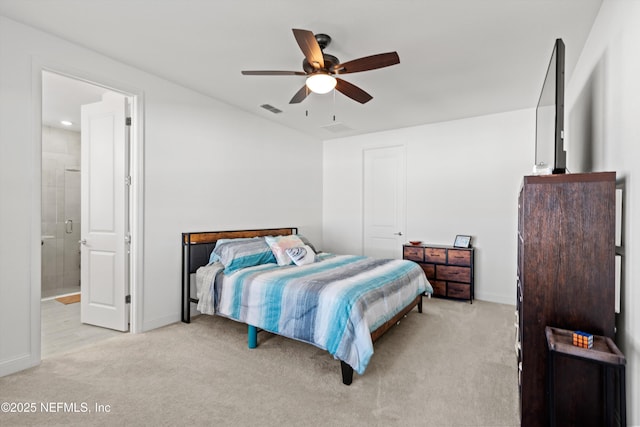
xmin=181 ymin=227 xmax=298 ymax=322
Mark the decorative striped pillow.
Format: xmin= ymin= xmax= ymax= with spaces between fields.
xmin=265 ymin=235 xmax=305 ymax=266
xmin=212 ymin=237 xmax=276 ymax=274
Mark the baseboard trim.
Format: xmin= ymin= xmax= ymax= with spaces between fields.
xmin=474 ymin=292 xmax=515 ymax=306
xmin=0 ymin=353 xmax=39 ymax=378
xmin=142 ymin=313 xmax=181 ymax=332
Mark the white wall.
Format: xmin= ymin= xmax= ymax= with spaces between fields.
xmin=0 ymin=16 xmax=323 ymax=376
xmin=140 ymin=83 xmax=323 ymax=330
xmin=323 ymin=109 xmax=533 ymax=304
xmin=566 ymin=0 xmax=640 ymax=423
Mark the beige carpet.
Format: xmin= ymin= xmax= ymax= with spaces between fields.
xmin=0 ymin=298 xmax=519 ymax=426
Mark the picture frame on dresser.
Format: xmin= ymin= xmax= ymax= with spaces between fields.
xmin=453 ymin=235 xmax=471 ymax=248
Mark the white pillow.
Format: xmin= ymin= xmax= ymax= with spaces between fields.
xmin=265 ymin=235 xmax=305 ymax=266
xmin=286 ymin=245 xmax=316 ymax=266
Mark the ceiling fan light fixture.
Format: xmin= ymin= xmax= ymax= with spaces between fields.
xmin=243 ymin=29 xmax=399 ymax=104
xmin=306 ymin=73 xmax=337 ymax=94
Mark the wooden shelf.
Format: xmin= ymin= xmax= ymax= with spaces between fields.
xmin=545 ymin=326 xmax=626 ymax=427
xmin=545 ymin=326 xmax=625 ymax=366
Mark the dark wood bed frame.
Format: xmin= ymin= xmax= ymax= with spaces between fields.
xmin=181 ymin=227 xmax=423 ymax=385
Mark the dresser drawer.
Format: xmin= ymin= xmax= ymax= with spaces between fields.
xmin=447 ymin=282 xmax=470 ymax=299
xmin=424 ymin=247 xmax=446 ymax=263
xmin=436 ymin=265 xmax=471 ymax=283
xmin=448 ymin=249 xmax=471 ymax=266
xmin=431 ymin=280 xmax=446 ymax=296
xmin=420 ymin=264 xmax=435 ymax=280
xmin=403 ymin=246 xmax=424 ymax=262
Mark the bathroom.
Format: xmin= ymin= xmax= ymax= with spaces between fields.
xmin=41 ymin=71 xmax=108 ymax=300
xmin=41 ymin=124 xmax=82 ymax=299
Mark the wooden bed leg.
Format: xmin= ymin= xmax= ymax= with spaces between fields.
xmin=418 ymin=294 xmax=423 ymax=313
xmin=248 ymin=325 xmax=258 ymax=349
xmin=340 ymin=361 xmax=353 ymax=385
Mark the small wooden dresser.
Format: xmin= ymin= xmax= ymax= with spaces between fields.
xmin=403 ymin=243 xmax=474 ymax=303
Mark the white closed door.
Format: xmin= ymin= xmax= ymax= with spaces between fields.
xmin=363 ymin=146 xmax=406 ymax=259
xmin=80 ymin=92 xmax=129 ymax=331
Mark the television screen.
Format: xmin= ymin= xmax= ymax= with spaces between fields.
xmin=535 ymin=38 xmax=566 ymax=174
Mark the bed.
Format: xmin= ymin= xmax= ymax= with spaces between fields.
xmin=181 ymin=227 xmax=432 ymax=385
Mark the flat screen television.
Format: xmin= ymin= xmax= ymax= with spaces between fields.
xmin=535 ymin=38 xmax=566 ymax=174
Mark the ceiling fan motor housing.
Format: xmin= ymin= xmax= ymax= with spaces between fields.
xmin=303 ymin=53 xmax=340 ymax=74
xmin=301 ymin=33 xmax=338 ymax=73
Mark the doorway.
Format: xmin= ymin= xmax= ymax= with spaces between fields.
xmin=363 ymin=145 xmax=406 ymax=259
xmin=41 ymin=71 xmax=134 ymax=356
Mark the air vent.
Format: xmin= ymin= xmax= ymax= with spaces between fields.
xmin=321 ymin=122 xmax=352 ymax=133
xmin=260 ymin=104 xmax=283 ymax=114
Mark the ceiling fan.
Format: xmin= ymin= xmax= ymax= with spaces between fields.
xmin=241 ymin=29 xmax=400 ymax=104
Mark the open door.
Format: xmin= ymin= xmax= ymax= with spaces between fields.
xmin=80 ymin=92 xmax=129 ymax=331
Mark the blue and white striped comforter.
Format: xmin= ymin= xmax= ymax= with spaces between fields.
xmin=196 ymin=253 xmax=432 ymax=374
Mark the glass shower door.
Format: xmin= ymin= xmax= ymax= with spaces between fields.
xmin=62 ymin=168 xmax=81 ymax=294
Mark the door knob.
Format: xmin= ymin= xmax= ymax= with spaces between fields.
xmin=79 ymin=239 xmax=87 ymax=245
xmin=394 ymin=232 xmax=403 ymax=236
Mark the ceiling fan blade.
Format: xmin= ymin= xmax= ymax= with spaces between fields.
xmin=289 ymin=85 xmax=310 ymax=104
xmin=335 ymin=78 xmax=373 ymax=104
xmin=241 ymin=70 xmax=307 ymax=76
xmin=334 ymin=52 xmax=400 ymax=74
xmin=292 ymin=28 xmax=324 ymax=69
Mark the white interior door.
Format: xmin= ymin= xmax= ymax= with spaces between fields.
xmin=80 ymin=92 xmax=129 ymax=331
xmin=363 ymin=146 xmax=406 ymax=259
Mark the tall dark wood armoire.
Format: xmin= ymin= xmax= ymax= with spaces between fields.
xmin=516 ymin=172 xmax=616 ymax=427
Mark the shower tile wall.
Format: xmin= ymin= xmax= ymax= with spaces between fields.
xmin=42 ymin=125 xmax=81 ymax=298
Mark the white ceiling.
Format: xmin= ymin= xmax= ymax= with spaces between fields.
xmin=42 ymin=72 xmax=110 ymax=132
xmin=1 ymin=0 xmax=602 ymax=139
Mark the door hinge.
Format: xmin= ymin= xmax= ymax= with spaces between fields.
xmin=125 ymin=295 xmax=131 ymax=304
xmin=125 ymin=176 xmax=132 ymax=186
xmin=125 ymin=233 xmax=131 ymax=244
xmin=126 ymin=117 xmax=132 ymax=126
